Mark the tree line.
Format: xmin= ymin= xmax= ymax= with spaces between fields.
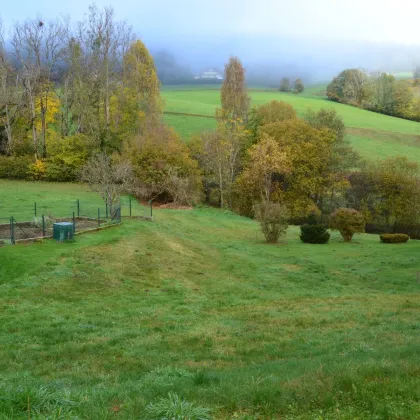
xmin=279 ymin=77 xmax=304 ymax=93
xmin=327 ymin=68 xmax=420 ymax=121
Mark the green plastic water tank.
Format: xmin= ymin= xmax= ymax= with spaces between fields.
xmin=53 ymin=222 xmax=74 ymax=242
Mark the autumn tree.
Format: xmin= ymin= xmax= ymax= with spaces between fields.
xmin=74 ymin=5 xmax=132 ymax=149
xmin=193 ymin=120 xmax=248 ymax=207
xmin=366 ymin=72 xmax=396 ymax=115
xmin=127 ymin=124 xmax=202 ymax=205
xmin=279 ymin=77 xmax=290 ymax=92
xmin=260 ymin=119 xmax=337 ymax=217
xmin=293 ymin=78 xmax=304 ymax=93
xmin=246 ymin=101 xmax=297 ymax=143
xmin=114 ymin=39 xmax=162 ymax=138
xmin=80 ymin=152 xmax=133 ymax=215
xmin=327 ymin=69 xmax=369 ymax=106
xmin=393 ymin=80 xmax=413 ymax=118
xmin=256 ymin=100 xmax=296 ymax=126
xmin=59 ymin=37 xmax=88 ymax=137
xmin=368 ymin=156 xmax=420 ymax=229
xmin=303 ymin=108 xmax=345 ymax=142
xmin=0 ymin=21 xmax=21 ymax=154
xmin=220 ymin=56 xmax=249 ymax=121
xmin=235 ymin=133 xmax=290 ymax=215
xmin=413 ymin=66 xmax=420 ymax=86
xmin=11 ymin=17 xmax=66 ymax=158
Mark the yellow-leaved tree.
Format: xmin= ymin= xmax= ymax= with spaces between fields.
xmin=260 ymin=119 xmax=337 ymax=217
xmin=111 ymin=40 xmax=162 ymax=141
xmin=34 ymin=88 xmax=61 ymax=157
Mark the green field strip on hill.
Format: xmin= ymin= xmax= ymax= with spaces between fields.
xmin=164 ymin=113 xmax=217 ymax=139
xmin=346 ymin=133 xmax=420 ymax=162
xmin=162 ymin=89 xmax=420 ymax=135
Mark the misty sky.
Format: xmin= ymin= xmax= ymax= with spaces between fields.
xmin=1 ymin=0 xmax=420 ymax=45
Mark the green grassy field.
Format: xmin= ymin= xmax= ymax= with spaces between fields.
xmin=162 ymin=86 xmax=420 ymax=163
xmin=0 ymin=180 xmax=148 ymax=224
xmin=1 ymin=181 xmax=419 ymax=418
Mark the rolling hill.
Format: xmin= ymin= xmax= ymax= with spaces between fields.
xmin=162 ymin=85 xmax=420 ymax=163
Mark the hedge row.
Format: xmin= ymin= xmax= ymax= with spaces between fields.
xmin=0 ymin=156 xmax=79 ymax=182
xmin=380 ymin=233 xmax=410 ymax=243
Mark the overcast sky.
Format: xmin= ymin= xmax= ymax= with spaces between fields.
xmin=0 ymin=0 xmax=419 ymax=45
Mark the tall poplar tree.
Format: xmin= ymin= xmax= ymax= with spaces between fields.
xmin=220 ymin=56 xmax=249 ymax=121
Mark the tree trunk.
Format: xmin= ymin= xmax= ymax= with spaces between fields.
xmin=27 ymin=81 xmax=38 ymax=159
xmin=41 ymin=104 xmax=47 ymax=158
xmin=4 ymin=104 xmax=13 ymax=154
xmin=219 ymin=166 xmax=224 ymax=208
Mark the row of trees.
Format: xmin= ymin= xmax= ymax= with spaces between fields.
xmin=0 ymin=5 xmax=205 ymax=211
xmin=0 ymin=6 xmax=161 ymax=160
xmin=326 ymin=68 xmax=420 ymax=121
xmin=279 ymin=77 xmax=304 ymax=93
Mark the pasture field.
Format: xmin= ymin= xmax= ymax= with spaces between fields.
xmin=1 ymin=180 xmax=420 ymax=418
xmin=162 ymin=86 xmax=420 ymax=163
xmin=0 ymin=180 xmax=147 ymax=223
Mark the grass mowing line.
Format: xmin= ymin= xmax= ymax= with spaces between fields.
xmin=0 ymin=180 xmax=420 ymax=418
xmin=164 ymin=110 xmax=216 ymax=119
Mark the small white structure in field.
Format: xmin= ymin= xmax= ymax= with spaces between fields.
xmin=194 ymin=69 xmax=223 ymax=80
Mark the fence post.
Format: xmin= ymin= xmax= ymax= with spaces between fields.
xmin=72 ymin=212 xmax=76 ymax=233
xmin=106 ymin=201 xmax=108 ymax=219
xmin=34 ymin=202 xmax=37 ymax=217
xmin=129 ymin=196 xmax=132 ymax=218
xmin=149 ymin=200 xmax=153 ymax=218
xmin=98 ymin=208 xmax=100 ymax=227
xmin=77 ymin=199 xmax=80 ymax=217
xmin=42 ymin=214 xmax=45 ymax=237
xmin=10 ymin=217 xmax=15 ymax=245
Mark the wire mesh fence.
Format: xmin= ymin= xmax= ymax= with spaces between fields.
xmin=0 ymin=196 xmax=151 ymax=246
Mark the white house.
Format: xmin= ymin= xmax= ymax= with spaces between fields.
xmin=194 ymin=69 xmax=223 ymax=80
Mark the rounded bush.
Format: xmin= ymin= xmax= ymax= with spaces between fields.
xmin=380 ymin=233 xmax=409 ymax=243
xmin=330 ymin=208 xmax=365 ymax=242
xmin=300 ymin=224 xmax=330 ymax=244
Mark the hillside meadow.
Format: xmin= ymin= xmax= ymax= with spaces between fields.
xmin=0 ymin=181 xmax=420 ymax=418
xmin=162 ymin=86 xmax=420 ymax=163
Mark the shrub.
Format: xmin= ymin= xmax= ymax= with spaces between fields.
xmin=300 ymin=224 xmax=330 ymax=244
xmin=31 ymin=216 xmax=54 ymax=229
xmin=253 ymin=201 xmax=289 ymax=243
xmin=300 ymin=213 xmax=330 ymax=244
xmin=380 ymin=233 xmax=409 ymax=243
xmin=0 ymin=156 xmax=33 ymax=179
xmin=28 ymin=159 xmax=46 ymax=180
xmin=43 ymin=160 xmax=79 ymax=182
xmin=45 ymin=133 xmax=93 ymax=181
xmin=330 ymin=208 xmax=365 ymax=242
xmin=145 ymin=392 xmax=211 ymax=420
xmin=128 ymin=125 xmax=202 ymax=205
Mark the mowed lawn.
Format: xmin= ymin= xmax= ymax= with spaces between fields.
xmin=0 ymin=181 xmax=420 ymax=418
xmin=162 ymin=87 xmax=420 ymax=163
